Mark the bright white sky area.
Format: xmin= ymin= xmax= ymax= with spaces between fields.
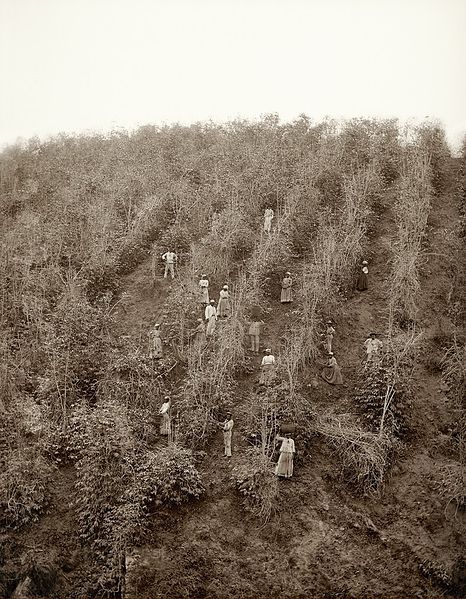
xmin=0 ymin=0 xmax=465 ymax=150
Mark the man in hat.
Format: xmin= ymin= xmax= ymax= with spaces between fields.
xmin=205 ymin=299 xmax=217 ymax=337
xmin=162 ymin=250 xmax=177 ymax=279
xmin=364 ymin=333 xmax=383 ymax=363
xmin=222 ymin=412 xmax=234 ymax=457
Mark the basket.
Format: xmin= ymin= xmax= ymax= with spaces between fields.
xmin=280 ymin=423 xmax=296 ymax=434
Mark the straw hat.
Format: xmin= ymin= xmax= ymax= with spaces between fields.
xmin=265 ymin=348 xmax=272 ymax=353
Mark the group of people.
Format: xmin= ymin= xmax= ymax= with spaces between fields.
xmin=154 ymin=247 xmax=381 ymax=479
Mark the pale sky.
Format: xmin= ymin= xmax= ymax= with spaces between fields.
xmin=1 ymin=0 xmax=465 ymax=150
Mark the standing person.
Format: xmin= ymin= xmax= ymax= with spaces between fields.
xmin=217 ymin=284 xmax=231 ymax=318
xmin=321 ymin=352 xmax=343 ymax=385
xmin=356 ymin=260 xmax=369 ymax=291
xmin=364 ymin=333 xmax=383 ymax=363
xmin=193 ymin=318 xmax=206 ymax=350
xmin=275 ymin=433 xmax=296 ymax=478
xmin=222 ymin=412 xmax=234 ymax=458
xmin=205 ymin=299 xmax=217 ymax=337
xmin=280 ymin=272 xmax=293 ymax=304
xmin=259 ymin=348 xmax=276 ymax=385
xmin=149 ymin=323 xmax=163 ymax=359
xmin=248 ymin=318 xmax=263 ymax=353
xmin=263 ymin=207 xmax=274 ymax=234
xmin=162 ymin=250 xmax=177 ymax=279
xmin=199 ymin=274 xmax=210 ymax=305
xmin=325 ymin=321 xmax=336 ymax=354
xmin=159 ymin=396 xmax=171 ymax=436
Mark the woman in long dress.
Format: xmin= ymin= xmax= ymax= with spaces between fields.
xmin=217 ymin=285 xmax=231 ymax=318
xmin=149 ymin=324 xmax=163 ymax=359
xmin=159 ymin=397 xmax=171 ymax=436
xmin=193 ymin=318 xmax=206 ymax=350
xmin=263 ymin=208 xmax=274 ymax=233
xmin=275 ymin=433 xmax=295 ymax=478
xmin=259 ymin=349 xmax=276 ymax=385
xmin=325 ymin=321 xmax=335 ymax=354
xmin=280 ymin=272 xmax=293 ymax=303
xmin=199 ymin=274 xmax=209 ymax=305
xmin=321 ymin=352 xmax=343 ymax=385
xmin=357 ymin=260 xmax=369 ymax=291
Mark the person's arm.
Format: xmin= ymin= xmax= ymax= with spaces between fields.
xmin=162 ymin=252 xmax=167 ymax=260
xmin=291 ymin=440 xmax=296 ymax=453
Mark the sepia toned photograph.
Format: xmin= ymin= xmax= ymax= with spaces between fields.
xmin=0 ymin=1 xmax=464 ymax=597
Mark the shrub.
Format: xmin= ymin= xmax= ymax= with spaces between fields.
xmin=232 ymin=449 xmax=278 ymax=522
xmin=0 ymin=447 xmax=54 ymax=528
xmin=138 ymin=445 xmax=205 ymax=506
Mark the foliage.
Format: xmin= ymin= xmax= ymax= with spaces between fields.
xmin=312 ymin=411 xmax=394 ymax=493
xmin=232 ymin=449 xmax=279 ymax=522
xmin=0 ymin=446 xmax=54 ymax=528
xmin=137 ymin=445 xmax=204 ymax=506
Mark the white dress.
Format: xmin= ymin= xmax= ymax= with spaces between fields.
xmin=275 ymin=437 xmax=295 ymax=478
xmin=199 ymin=278 xmax=209 ymax=304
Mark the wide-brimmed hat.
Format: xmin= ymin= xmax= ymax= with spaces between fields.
xmin=265 ymin=348 xmax=272 ymax=353
xmin=210 ymin=299 xmax=215 ymax=303
xmin=223 ymin=284 xmax=228 ymax=289
xmin=201 ymin=274 xmax=207 ymax=278
xmin=362 ymin=260 xmax=368 ymax=265
xmin=285 ymin=271 xmax=291 ymax=275
xmin=154 ymin=323 xmax=160 ymax=328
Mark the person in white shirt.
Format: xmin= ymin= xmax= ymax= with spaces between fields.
xmin=162 ymin=250 xmax=177 ymax=279
xmin=159 ymin=396 xmax=171 ymax=436
xmin=205 ymin=299 xmax=217 ymax=337
xmin=263 ymin=208 xmax=274 ymax=234
xmin=364 ymin=333 xmax=383 ymax=362
xmin=222 ymin=412 xmax=234 ymax=457
xmin=275 ymin=433 xmax=296 ymax=478
xmin=199 ymin=274 xmax=209 ymax=305
xmin=259 ymin=348 xmax=276 ymax=385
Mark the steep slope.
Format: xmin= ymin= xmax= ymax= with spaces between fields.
xmin=122 ymin=179 xmax=464 ymax=598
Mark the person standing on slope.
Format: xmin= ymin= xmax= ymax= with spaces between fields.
xmin=275 ymin=433 xmax=296 ymax=478
xmin=159 ymin=396 xmax=171 ymax=436
xmin=364 ymin=333 xmax=383 ymax=363
xmin=356 ymin=260 xmax=369 ymax=291
xmin=248 ymin=318 xmax=264 ymax=353
xmin=205 ymin=299 xmax=217 ymax=337
xmin=162 ymin=250 xmax=177 ymax=279
xmin=263 ymin=207 xmax=274 ymax=234
xmin=199 ymin=274 xmax=210 ymax=305
xmin=280 ymin=271 xmax=293 ymax=304
xmin=149 ymin=323 xmax=163 ymax=359
xmin=321 ymin=352 xmax=343 ymax=385
xmin=193 ymin=318 xmax=206 ymax=348
xmin=325 ymin=321 xmax=336 ymax=354
xmin=260 ymin=348 xmax=276 ymax=385
xmin=217 ymin=284 xmax=231 ymax=318
xmin=222 ymin=412 xmax=234 ymax=457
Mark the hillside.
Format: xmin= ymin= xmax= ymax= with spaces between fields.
xmin=0 ymin=118 xmax=464 ymax=598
